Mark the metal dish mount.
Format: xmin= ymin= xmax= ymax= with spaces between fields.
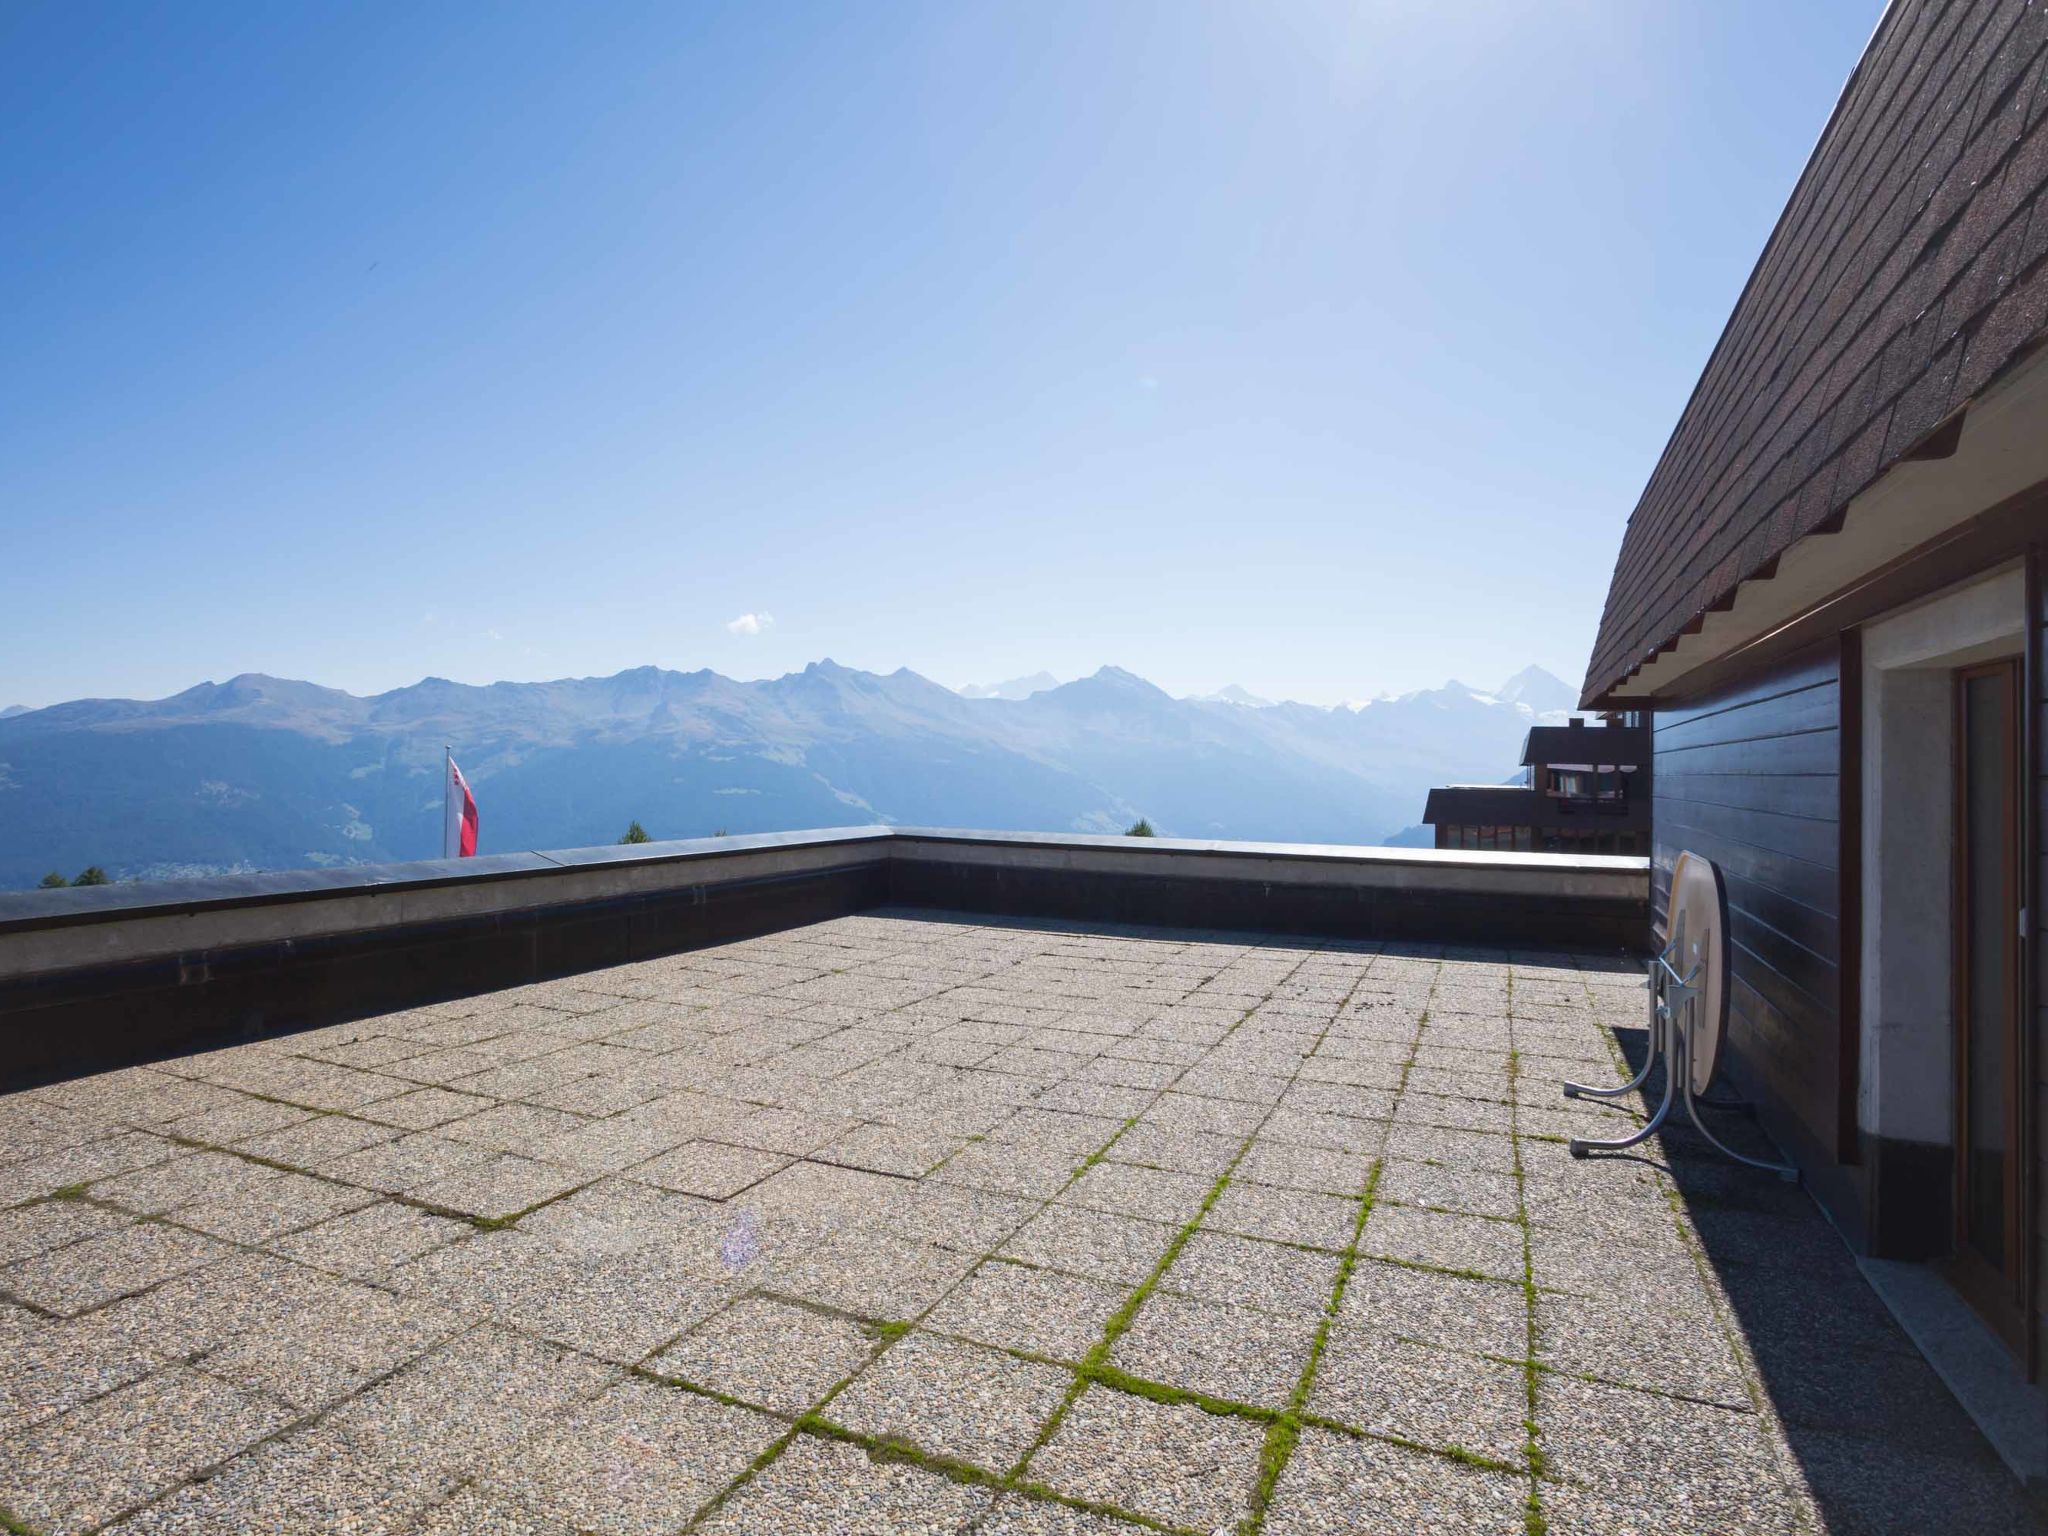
xmin=1562 ymin=853 xmax=1797 ymax=1181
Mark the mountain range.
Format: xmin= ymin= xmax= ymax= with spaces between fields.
xmin=0 ymin=662 xmax=1582 ymax=888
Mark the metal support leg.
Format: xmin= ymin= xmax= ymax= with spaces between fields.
xmin=1562 ymin=1040 xmax=1658 ymax=1101
xmin=1564 ymin=955 xmax=1663 ymax=1101
xmin=1680 ymin=1065 xmax=1798 ymax=1182
xmin=1569 ymin=1011 xmax=1677 ymax=1159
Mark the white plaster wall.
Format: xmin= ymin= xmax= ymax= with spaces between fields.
xmin=1859 ymin=564 xmax=2025 ymax=1144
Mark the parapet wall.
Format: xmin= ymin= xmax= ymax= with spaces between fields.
xmin=0 ymin=827 xmax=1649 ymax=1087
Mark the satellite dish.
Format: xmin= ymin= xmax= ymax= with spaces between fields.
xmin=1563 ymin=849 xmax=1791 ymax=1180
xmin=1668 ymin=851 xmax=1730 ymax=1095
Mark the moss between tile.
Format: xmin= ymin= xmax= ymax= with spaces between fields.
xmin=1508 ymin=1023 xmax=1548 ymax=1535
xmin=1237 ymin=955 xmax=1422 ymax=1534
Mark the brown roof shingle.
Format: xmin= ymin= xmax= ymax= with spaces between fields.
xmin=1584 ymin=0 xmax=2048 ymax=704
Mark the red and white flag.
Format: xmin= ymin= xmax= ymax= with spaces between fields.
xmin=443 ymin=752 xmax=479 ymax=859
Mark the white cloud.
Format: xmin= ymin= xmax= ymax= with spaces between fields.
xmin=726 ymin=612 xmax=775 ymax=636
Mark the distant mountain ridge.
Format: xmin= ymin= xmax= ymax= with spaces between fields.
xmin=0 ymin=662 xmax=1579 ymax=887
xmin=1190 ymin=684 xmax=1275 ymax=708
xmin=956 ymin=672 xmax=1060 ymax=700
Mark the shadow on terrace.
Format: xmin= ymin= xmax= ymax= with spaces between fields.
xmin=1594 ymin=1021 xmax=2041 ymax=1535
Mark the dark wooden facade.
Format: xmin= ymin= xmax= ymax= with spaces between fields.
xmin=1422 ymin=721 xmax=1651 ymax=855
xmin=1650 ymin=647 xmax=1848 ymax=1182
xmin=2032 ymin=546 xmax=2046 ymax=1366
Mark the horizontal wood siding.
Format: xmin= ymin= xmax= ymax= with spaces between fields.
xmin=2032 ymin=546 xmax=2045 ymax=1372
xmin=1653 ymin=645 xmax=1843 ymax=1159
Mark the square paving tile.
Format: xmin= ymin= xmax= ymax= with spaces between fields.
xmin=1260 ymin=1106 xmax=1387 ymax=1156
xmin=513 ymin=1177 xmax=708 ymax=1258
xmin=696 ymin=1434 xmax=992 ymax=1534
xmin=0 ymin=1197 xmax=129 ymax=1264
xmin=99 ymin=1421 xmax=455 ymax=1536
xmin=935 ymin=1140 xmax=1083 ymax=1200
xmin=1 ymin=1221 xmax=235 ymax=1316
xmin=1307 ymin=1326 xmax=1526 ymax=1462
xmin=1337 ymin=1257 xmax=1528 ymax=1359
xmin=0 ymin=1306 xmax=164 ymax=1440
xmin=1536 ymin=1288 xmax=1748 ymax=1406
xmin=0 ymin=1366 xmax=294 ymax=1534
xmin=406 ymin=1482 xmax=580 ymax=1534
xmin=648 ymin=1295 xmax=875 ymax=1412
xmin=435 ymin=1102 xmax=589 ymax=1155
xmin=1360 ymin=1204 xmax=1523 ymax=1281
xmin=1062 ymin=1162 xmax=1213 ymax=1225
xmin=1103 ymin=1123 xmax=1242 ymax=1178
xmin=478 ymin=1378 xmax=782 ymax=1535
xmin=201 ymin=1279 xmax=465 ymax=1411
xmin=743 ymin=1160 xmax=906 ymax=1227
xmin=1382 ymin=1123 xmax=1518 ymax=1174
xmin=1377 ymin=1156 xmax=1522 ymax=1221
xmin=816 ymin=1122 xmax=965 ymax=1177
xmin=1263 ymin=1424 xmax=1525 ymax=1535
xmin=1538 ymin=1374 xmax=1798 ymax=1534
xmin=266 ymin=1200 xmax=472 ymax=1280
xmin=1233 ymin=1139 xmax=1375 ymax=1196
xmin=318 ymin=1132 xmax=496 ymax=1196
xmin=323 ymin=1326 xmax=617 ymax=1473
xmin=632 ymin=1139 xmax=791 ymax=1199
xmin=1160 ymin=1229 xmax=1341 ymax=1318
xmin=234 ymin=1113 xmax=399 ymax=1169
xmin=1029 ymin=1384 xmax=1266 ymax=1532
xmin=773 ymin=1226 xmax=977 ymax=1319
xmin=832 ymin=1332 xmax=1072 ymax=1469
xmin=1109 ymin=1289 xmax=1317 ymax=1407
xmin=409 ymin=1153 xmax=587 ymax=1220
xmin=90 ymin=1149 xmax=278 ymax=1215
xmin=358 ymin=1085 xmax=496 ymax=1131
xmin=926 ymin=1260 xmax=1124 ymax=1361
xmin=976 ymin=1495 xmax=1153 ymax=1534
xmin=161 ymin=1095 xmax=313 ymax=1147
xmin=998 ymin=1205 xmax=1177 ymax=1287
xmin=531 ymin=1115 xmax=689 ymax=1176
xmin=174 ymin=1168 xmax=375 ymax=1243
xmin=884 ymin=1183 xmax=1040 ymax=1255
xmin=1204 ymin=1181 xmax=1359 ymax=1251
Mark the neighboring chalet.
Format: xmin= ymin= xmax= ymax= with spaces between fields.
xmin=1421 ymin=716 xmax=1651 ymax=854
xmin=1583 ymin=0 xmax=2048 ymax=1413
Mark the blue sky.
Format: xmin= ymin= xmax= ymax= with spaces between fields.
xmin=0 ymin=1 xmax=1885 ymax=709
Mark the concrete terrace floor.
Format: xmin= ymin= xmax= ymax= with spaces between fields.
xmin=0 ymin=912 xmax=2036 ymax=1536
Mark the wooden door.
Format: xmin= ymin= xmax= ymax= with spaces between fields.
xmin=1951 ymin=658 xmax=2026 ymax=1351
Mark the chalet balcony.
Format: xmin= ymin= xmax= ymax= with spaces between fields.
xmin=0 ymin=832 xmax=2036 ymax=1534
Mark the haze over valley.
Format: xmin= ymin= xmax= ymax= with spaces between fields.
xmin=0 ymin=662 xmax=1579 ymax=888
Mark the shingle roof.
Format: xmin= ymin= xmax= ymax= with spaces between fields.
xmin=1584 ymin=0 xmax=2048 ymax=704
xmin=1519 ymin=724 xmax=1648 ymax=770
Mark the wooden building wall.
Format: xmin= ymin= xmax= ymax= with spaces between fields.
xmin=2032 ymin=548 xmax=2045 ymax=1371
xmin=1651 ymin=644 xmax=1845 ymax=1169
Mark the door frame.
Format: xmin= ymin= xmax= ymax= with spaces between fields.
xmin=1949 ymin=655 xmax=2027 ymax=1354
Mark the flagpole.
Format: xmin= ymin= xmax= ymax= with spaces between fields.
xmin=443 ymin=744 xmax=453 ymax=860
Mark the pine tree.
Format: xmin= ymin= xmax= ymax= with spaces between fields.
xmin=74 ymin=867 xmax=110 ymax=885
xmin=619 ymin=822 xmax=652 ymax=845
xmin=38 ymin=871 xmax=68 ymax=888
xmin=1126 ymin=818 xmax=1156 ymax=837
